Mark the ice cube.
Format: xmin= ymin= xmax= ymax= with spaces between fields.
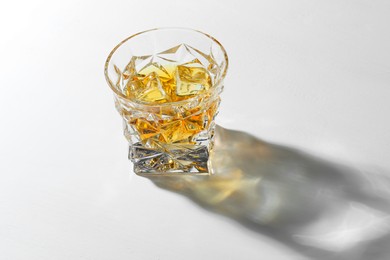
xmin=136 ymin=72 xmax=168 ymax=103
xmin=175 ymin=62 xmax=212 ymax=97
xmin=138 ymin=62 xmax=171 ymax=79
xmin=124 ymin=76 xmax=143 ymax=98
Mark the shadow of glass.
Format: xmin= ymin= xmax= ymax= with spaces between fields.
xmin=142 ymin=126 xmax=390 ymax=260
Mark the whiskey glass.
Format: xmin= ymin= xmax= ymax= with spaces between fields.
xmin=104 ymin=28 xmax=228 ymax=175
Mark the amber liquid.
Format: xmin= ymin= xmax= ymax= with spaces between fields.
xmin=121 ymin=61 xmax=219 ymax=145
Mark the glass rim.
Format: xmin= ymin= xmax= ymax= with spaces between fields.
xmin=104 ymin=27 xmax=229 ymax=107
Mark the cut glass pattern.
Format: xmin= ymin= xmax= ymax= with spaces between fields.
xmin=112 ymin=43 xmax=225 ymax=174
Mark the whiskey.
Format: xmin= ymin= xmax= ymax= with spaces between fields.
xmin=112 ymin=43 xmax=223 ymax=173
xmin=124 ymin=62 xmax=212 ymax=104
xmin=116 ymin=44 xmax=220 ymax=145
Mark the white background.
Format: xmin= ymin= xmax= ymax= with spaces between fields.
xmin=1 ymin=0 xmax=390 ymax=259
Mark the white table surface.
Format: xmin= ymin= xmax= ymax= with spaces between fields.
xmin=1 ymin=1 xmax=390 ymax=259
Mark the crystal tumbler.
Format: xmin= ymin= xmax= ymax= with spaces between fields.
xmin=104 ymin=28 xmax=228 ymax=174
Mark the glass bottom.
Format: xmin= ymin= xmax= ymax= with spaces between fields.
xmin=129 ymin=142 xmax=210 ymax=175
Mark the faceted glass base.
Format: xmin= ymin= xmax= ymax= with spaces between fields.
xmin=130 ymin=142 xmax=210 ymax=175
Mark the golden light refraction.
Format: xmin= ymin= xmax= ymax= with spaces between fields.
xmin=112 ymin=43 xmax=226 ymax=174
